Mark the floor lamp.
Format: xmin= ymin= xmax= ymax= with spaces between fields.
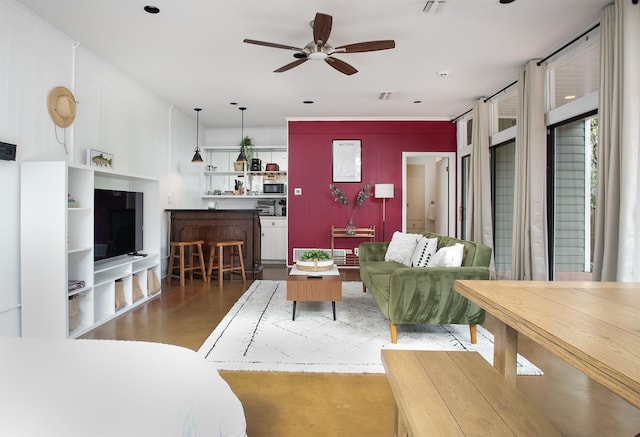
xmin=375 ymin=184 xmax=394 ymax=241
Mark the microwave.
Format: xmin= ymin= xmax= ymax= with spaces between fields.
xmin=263 ymin=183 xmax=285 ymax=194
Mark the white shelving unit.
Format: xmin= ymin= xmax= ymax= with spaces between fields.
xmin=20 ymin=161 xmax=161 ymax=339
xmin=201 ymin=147 xmax=287 ymax=199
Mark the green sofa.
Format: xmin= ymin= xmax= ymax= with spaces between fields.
xmin=359 ymin=232 xmax=492 ymax=344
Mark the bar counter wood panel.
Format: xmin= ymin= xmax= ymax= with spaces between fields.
xmin=168 ymin=210 xmax=262 ymax=278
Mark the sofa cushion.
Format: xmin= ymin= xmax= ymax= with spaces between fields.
xmin=428 ymin=243 xmax=464 ymax=267
xmin=360 ymin=260 xmax=402 ymax=291
xmin=411 ymin=236 xmax=438 ymax=267
xmin=385 ymin=231 xmax=420 ymax=266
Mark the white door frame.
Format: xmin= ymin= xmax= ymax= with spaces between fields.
xmin=402 ymin=151 xmax=456 ymax=236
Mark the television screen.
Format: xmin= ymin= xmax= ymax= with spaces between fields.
xmin=94 ymin=189 xmax=143 ymax=261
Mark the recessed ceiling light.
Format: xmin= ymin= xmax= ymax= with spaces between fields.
xmin=564 ymin=95 xmax=576 ymax=100
xmin=413 ymin=100 xmax=422 ymax=104
xmin=499 ymin=0 xmax=515 ymax=4
xmin=144 ymin=5 xmax=160 ymax=14
xmin=303 ymin=101 xmax=314 ymax=104
xmin=438 ymin=70 xmax=450 ymax=77
xmin=230 ymin=102 xmax=238 ymax=105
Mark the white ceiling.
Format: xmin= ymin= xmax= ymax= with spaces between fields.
xmin=16 ymin=0 xmax=609 ymax=128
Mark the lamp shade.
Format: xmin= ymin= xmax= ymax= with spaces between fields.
xmin=375 ymin=183 xmax=394 ymax=199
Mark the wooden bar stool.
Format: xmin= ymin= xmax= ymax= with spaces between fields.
xmin=167 ymin=240 xmax=207 ymax=286
xmin=207 ymin=241 xmax=246 ymax=288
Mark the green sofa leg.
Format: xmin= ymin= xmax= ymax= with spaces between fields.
xmin=470 ymin=324 xmax=477 ymax=344
xmin=362 ymin=283 xmax=367 ymax=293
xmin=390 ymin=322 xmax=398 ymax=344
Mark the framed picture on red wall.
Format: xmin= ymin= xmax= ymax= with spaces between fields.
xmin=332 ymin=139 xmax=361 ymax=182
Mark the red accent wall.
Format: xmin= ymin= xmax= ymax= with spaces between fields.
xmin=287 ymin=120 xmax=456 ymax=264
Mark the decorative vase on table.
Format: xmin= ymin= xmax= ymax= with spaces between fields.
xmin=345 ymin=219 xmax=356 ymax=236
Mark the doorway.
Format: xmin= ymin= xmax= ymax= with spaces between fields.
xmin=402 ymin=152 xmax=456 ymax=236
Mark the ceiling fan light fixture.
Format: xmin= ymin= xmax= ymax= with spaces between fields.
xmin=243 ymin=12 xmax=395 ymax=75
xmin=308 ymin=52 xmax=328 ymax=60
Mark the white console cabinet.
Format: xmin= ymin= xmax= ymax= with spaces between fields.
xmin=20 ymin=162 xmax=161 ymax=338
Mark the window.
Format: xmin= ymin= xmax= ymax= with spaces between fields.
xmin=495 ymin=88 xmax=517 ymax=133
xmin=547 ymin=38 xmax=600 ymax=111
xmin=491 ymin=141 xmax=516 ymax=280
xmin=460 ymin=155 xmax=470 ymax=240
xmin=548 ymin=114 xmax=597 ymax=280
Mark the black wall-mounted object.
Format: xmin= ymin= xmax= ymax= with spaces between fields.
xmin=0 ymin=142 xmax=17 ymax=161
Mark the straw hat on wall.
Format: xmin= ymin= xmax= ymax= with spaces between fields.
xmin=47 ymin=86 xmax=76 ymax=128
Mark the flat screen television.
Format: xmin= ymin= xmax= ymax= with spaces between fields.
xmin=94 ymin=189 xmax=144 ymax=261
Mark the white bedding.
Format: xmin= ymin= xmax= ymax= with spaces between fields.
xmin=0 ymin=337 xmax=247 ymax=437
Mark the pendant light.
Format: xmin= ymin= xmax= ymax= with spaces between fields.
xmin=236 ymin=107 xmax=248 ymax=162
xmin=191 ymin=107 xmax=203 ymax=163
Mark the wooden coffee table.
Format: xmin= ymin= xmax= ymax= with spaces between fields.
xmin=286 ymin=266 xmax=342 ymax=320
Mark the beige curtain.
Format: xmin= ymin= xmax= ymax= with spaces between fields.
xmin=511 ymin=60 xmax=548 ymax=280
xmin=465 ymin=99 xmax=495 ymax=276
xmin=593 ymin=0 xmax=640 ymax=281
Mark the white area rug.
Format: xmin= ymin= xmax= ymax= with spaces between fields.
xmin=198 ymin=280 xmax=542 ymax=375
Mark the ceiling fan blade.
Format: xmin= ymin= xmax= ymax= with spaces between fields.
xmin=313 ymin=13 xmax=333 ymax=45
xmin=325 ymin=57 xmax=358 ymax=76
xmin=335 ymin=40 xmax=396 ymax=53
xmin=243 ymin=39 xmax=304 ymax=52
xmin=274 ymin=58 xmax=308 ymax=73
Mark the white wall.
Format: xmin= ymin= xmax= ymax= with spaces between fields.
xmin=0 ymin=0 xmax=194 ymax=336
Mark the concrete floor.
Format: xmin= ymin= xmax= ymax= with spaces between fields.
xmin=82 ymin=266 xmax=640 ymax=437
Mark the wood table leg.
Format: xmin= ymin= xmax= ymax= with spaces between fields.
xmin=394 ymin=403 xmax=409 ymax=437
xmin=493 ymin=320 xmax=518 ymax=386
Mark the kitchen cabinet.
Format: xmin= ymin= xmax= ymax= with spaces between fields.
xmin=260 ymin=217 xmax=287 ymax=262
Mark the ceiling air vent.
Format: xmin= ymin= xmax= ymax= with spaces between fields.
xmin=423 ymin=0 xmax=446 ymax=13
xmin=378 ymin=91 xmax=392 ymax=101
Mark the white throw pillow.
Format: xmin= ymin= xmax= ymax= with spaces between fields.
xmin=385 ymin=231 xmax=421 ymax=266
xmin=428 ymin=243 xmax=465 ymax=267
xmin=411 ymin=237 xmax=438 ymax=267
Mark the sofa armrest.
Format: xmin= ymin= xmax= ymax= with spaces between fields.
xmin=359 ymin=242 xmax=389 ymax=262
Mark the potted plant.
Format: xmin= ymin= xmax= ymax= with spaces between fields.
xmin=296 ymin=249 xmax=334 ymax=272
xmin=329 ymin=182 xmax=373 ymax=235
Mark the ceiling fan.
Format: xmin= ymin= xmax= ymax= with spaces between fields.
xmin=243 ymin=12 xmax=395 ymax=76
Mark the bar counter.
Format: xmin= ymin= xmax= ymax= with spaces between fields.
xmin=167 ymin=209 xmax=262 ymax=278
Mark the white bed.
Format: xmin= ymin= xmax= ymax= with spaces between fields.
xmin=0 ymin=337 xmax=247 ymax=437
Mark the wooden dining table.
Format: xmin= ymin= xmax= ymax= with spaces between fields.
xmin=454 ymin=280 xmax=640 ymax=409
